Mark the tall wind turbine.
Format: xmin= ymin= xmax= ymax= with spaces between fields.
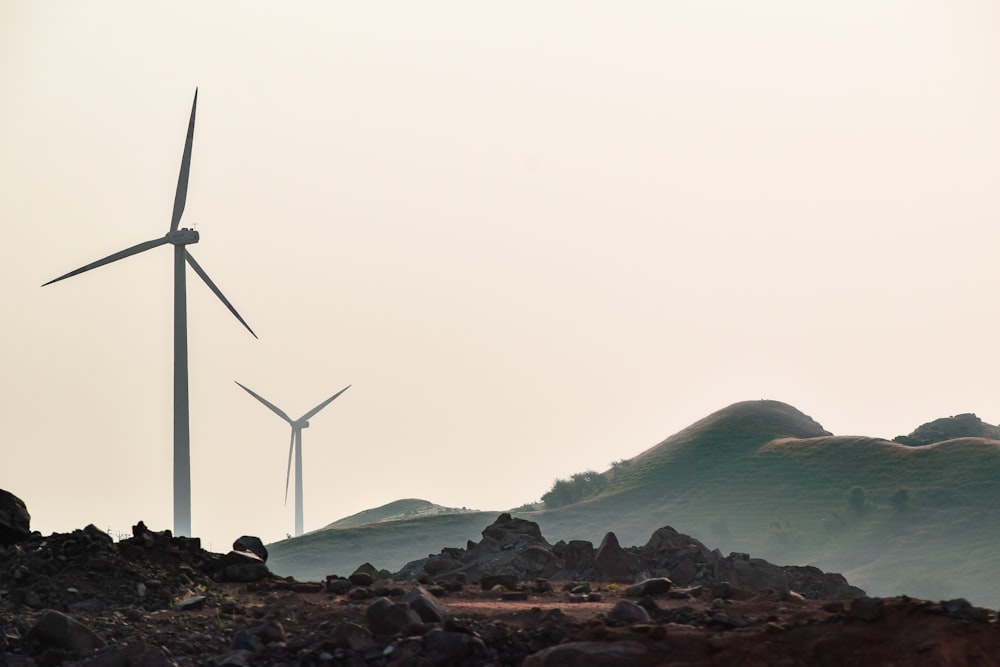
xmin=235 ymin=382 xmax=350 ymax=537
xmin=43 ymin=90 xmax=256 ymax=537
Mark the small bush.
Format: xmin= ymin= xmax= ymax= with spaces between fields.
xmin=542 ymin=470 xmax=608 ymax=508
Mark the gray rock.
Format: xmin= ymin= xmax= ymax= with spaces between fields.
xmin=26 ymin=609 xmax=107 ymax=653
xmin=223 ymin=563 xmax=270 ymax=582
xmin=350 ymin=562 xmax=379 ymax=586
xmin=230 ymin=629 xmax=262 ymax=652
xmin=423 ymin=629 xmax=487 ymax=665
xmin=0 ymin=489 xmax=30 ymax=546
xmin=594 ymin=532 xmax=639 ymax=579
xmin=607 ymin=599 xmax=652 ymax=625
xmin=326 ymin=577 xmax=351 ymax=594
xmin=402 ymin=586 xmax=448 ymax=623
xmin=329 ymin=622 xmax=376 ymax=650
xmin=626 ymin=577 xmax=672 ymax=597
xmin=366 ymin=597 xmax=422 ymax=636
xmin=233 ymin=536 xmax=268 ymax=563
xmin=481 ymin=513 xmax=544 ymax=543
xmin=173 ymin=595 xmax=207 ymax=611
xmin=562 ymin=540 xmax=595 ymax=570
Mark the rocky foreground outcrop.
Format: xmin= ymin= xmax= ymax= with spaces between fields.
xmin=1 ymin=511 xmax=998 ymax=665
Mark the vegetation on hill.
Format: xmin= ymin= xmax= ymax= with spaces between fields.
xmin=540 ymin=470 xmax=607 ymax=508
xmin=892 ymin=413 xmax=1000 ymax=446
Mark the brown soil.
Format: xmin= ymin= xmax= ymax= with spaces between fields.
xmin=5 ymin=577 xmax=1000 ymax=666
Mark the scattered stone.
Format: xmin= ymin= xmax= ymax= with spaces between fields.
xmin=326 ymin=576 xmax=352 ymax=594
xmin=423 ymin=629 xmax=488 ymax=665
xmin=626 ymin=577 xmax=672 ymax=597
xmin=402 ymin=586 xmax=449 ymax=623
xmin=26 ymin=610 xmax=106 ymax=654
xmin=607 ymin=599 xmax=652 ymax=625
xmin=174 ymin=595 xmax=208 ymax=611
xmin=366 ymin=597 xmax=422 ymax=636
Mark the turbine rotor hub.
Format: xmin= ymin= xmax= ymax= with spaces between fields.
xmin=166 ymin=228 xmax=200 ymax=246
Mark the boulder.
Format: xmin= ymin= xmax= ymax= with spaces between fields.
xmin=233 ymin=536 xmax=268 ymax=562
xmin=562 ymin=540 xmax=595 ymax=570
xmin=626 ymin=577 xmax=672 ymax=597
xmin=402 ymin=586 xmax=449 ymax=623
xmin=423 ymin=629 xmax=488 ymax=664
xmin=481 ymin=513 xmax=546 ymax=544
xmin=594 ymin=532 xmax=639 ymax=579
xmin=366 ymin=597 xmax=422 ymax=636
xmin=0 ymin=489 xmax=30 ymax=546
xmin=351 ymin=562 xmax=379 ymax=586
xmin=27 ymin=610 xmax=106 ymax=654
xmin=607 ymin=599 xmax=652 ymax=625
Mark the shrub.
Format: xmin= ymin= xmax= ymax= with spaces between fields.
xmin=542 ymin=470 xmax=608 ymax=508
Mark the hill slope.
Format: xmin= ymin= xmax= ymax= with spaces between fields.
xmin=267 ymin=400 xmax=1000 ymax=606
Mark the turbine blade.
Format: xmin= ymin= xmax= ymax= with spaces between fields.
xmin=285 ymin=429 xmax=295 ymax=505
xmin=42 ymin=237 xmax=169 ymax=286
xmin=186 ymin=250 xmax=257 ymax=338
xmin=170 ymin=89 xmax=197 ymax=232
xmin=234 ymin=381 xmax=293 ymax=423
xmin=299 ymin=385 xmax=351 ymax=422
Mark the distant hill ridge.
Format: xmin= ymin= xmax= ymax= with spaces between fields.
xmin=893 ymin=413 xmax=1000 ymax=446
xmin=322 ymin=498 xmax=474 ymax=530
xmin=606 ymin=400 xmax=830 ymax=492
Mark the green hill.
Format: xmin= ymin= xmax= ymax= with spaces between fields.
xmin=266 ymin=400 xmax=1000 ymax=607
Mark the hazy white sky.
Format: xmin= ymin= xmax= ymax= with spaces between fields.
xmin=2 ymin=1 xmax=999 ymax=549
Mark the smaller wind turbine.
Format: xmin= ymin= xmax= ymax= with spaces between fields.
xmin=235 ymin=381 xmax=350 ymax=537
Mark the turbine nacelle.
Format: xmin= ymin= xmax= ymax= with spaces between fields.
xmin=293 ymin=420 xmax=310 ymax=429
xmin=166 ymin=228 xmax=200 ymax=246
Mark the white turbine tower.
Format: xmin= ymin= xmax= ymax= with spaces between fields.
xmin=43 ymin=90 xmax=257 ymax=537
xmin=235 ymin=382 xmax=351 ymax=537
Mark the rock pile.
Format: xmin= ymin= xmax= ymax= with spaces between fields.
xmin=394 ymin=513 xmax=863 ymax=600
xmin=0 ymin=519 xmax=273 ymax=614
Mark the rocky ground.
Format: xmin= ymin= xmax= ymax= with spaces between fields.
xmin=2 ymin=508 xmax=1000 ymax=665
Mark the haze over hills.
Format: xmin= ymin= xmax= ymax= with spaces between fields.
xmin=267 ymin=400 xmax=1000 ymax=607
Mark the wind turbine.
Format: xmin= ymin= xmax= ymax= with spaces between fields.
xmin=234 ymin=381 xmax=351 ymax=537
xmin=43 ymin=90 xmax=256 ymax=537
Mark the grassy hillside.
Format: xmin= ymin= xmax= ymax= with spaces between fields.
xmin=266 ymin=400 xmax=1000 ymax=607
